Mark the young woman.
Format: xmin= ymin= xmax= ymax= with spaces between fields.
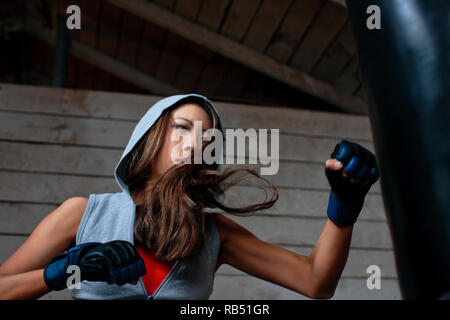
xmin=0 ymin=94 xmax=378 ymax=300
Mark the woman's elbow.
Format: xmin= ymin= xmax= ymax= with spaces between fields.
xmin=309 ymin=288 xmax=335 ymax=299
xmin=307 ymin=281 xmax=336 ymax=299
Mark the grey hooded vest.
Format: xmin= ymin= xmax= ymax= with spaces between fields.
xmin=71 ymin=94 xmax=226 ymax=300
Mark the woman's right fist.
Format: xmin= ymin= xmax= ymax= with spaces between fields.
xmin=43 ymin=240 xmax=146 ymax=291
xmin=79 ymin=240 xmax=146 ymax=286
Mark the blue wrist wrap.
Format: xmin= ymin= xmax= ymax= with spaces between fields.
xmin=327 ymin=191 xmax=364 ymax=227
xmin=43 ymin=242 xmax=100 ymax=291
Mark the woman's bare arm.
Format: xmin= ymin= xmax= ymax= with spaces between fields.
xmin=212 ymin=159 xmax=359 ymax=299
xmin=0 ymin=197 xmax=88 ymax=299
xmin=213 ymin=213 xmax=351 ymax=299
xmin=307 ymin=220 xmax=353 ymax=297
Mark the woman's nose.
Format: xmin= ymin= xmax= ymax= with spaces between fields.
xmin=183 ymin=143 xmax=193 ymax=157
xmin=190 ymin=131 xmax=205 ymax=152
xmin=183 ymin=133 xmax=206 ymax=159
xmin=181 ymin=136 xmax=196 ymax=155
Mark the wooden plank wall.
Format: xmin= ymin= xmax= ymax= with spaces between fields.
xmin=0 ymin=83 xmax=400 ymax=300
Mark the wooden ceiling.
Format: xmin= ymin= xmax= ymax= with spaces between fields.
xmin=1 ymin=0 xmax=366 ymax=114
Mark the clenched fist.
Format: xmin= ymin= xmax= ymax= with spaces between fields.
xmin=324 ymin=140 xmax=379 ymax=227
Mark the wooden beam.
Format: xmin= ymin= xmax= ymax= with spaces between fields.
xmin=105 ymin=0 xmax=366 ymax=114
xmin=23 ymin=19 xmax=181 ymax=95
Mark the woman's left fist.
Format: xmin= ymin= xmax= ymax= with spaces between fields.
xmin=325 ymin=140 xmax=379 ymax=226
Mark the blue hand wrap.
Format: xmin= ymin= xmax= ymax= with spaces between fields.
xmin=110 ymin=258 xmax=147 ymax=286
xmin=43 ymin=242 xmax=100 ymax=291
xmin=325 ymin=140 xmax=379 ymax=227
xmin=327 ymin=191 xmax=364 ymax=227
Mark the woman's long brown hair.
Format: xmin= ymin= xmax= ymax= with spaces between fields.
xmin=123 ymin=97 xmax=279 ymax=262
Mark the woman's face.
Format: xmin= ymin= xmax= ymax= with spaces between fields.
xmin=150 ymin=103 xmax=213 ymax=179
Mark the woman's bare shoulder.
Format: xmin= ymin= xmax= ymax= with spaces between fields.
xmin=60 ymin=197 xmax=89 ymax=232
xmin=67 ymin=196 xmax=89 ymax=207
xmin=211 ymin=212 xmax=229 ymax=244
xmin=211 ymin=213 xmax=255 ymax=245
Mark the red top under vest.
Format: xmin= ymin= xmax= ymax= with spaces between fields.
xmin=135 ymin=245 xmax=176 ymax=295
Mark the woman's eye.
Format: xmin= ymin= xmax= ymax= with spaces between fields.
xmin=173 ymin=124 xmax=188 ymax=131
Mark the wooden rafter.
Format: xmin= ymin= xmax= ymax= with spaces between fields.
xmin=23 ymin=18 xmax=181 ymax=95
xmin=105 ymin=0 xmax=366 ymax=114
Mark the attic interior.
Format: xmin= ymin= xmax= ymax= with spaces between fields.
xmin=0 ymin=0 xmax=366 ymax=114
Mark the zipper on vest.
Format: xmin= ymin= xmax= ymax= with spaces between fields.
xmin=148 ymin=259 xmax=181 ymax=299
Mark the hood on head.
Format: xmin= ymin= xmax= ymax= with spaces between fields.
xmin=114 ymin=94 xmax=226 ymax=202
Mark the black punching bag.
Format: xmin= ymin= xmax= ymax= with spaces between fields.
xmin=345 ymin=0 xmax=450 ymax=299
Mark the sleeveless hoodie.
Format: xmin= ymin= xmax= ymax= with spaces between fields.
xmin=71 ymin=94 xmax=226 ymax=300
